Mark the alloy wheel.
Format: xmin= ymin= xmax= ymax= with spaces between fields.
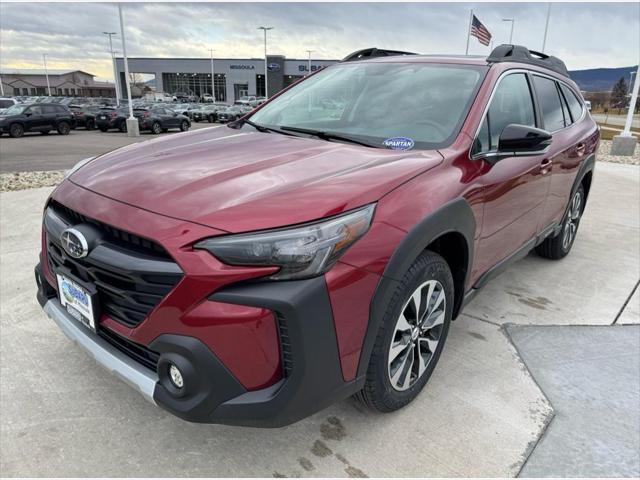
xmin=562 ymin=190 xmax=582 ymax=250
xmin=388 ymin=280 xmax=446 ymax=391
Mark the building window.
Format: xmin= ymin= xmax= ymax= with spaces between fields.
xmin=161 ymin=72 xmax=226 ymax=102
xmin=256 ymin=75 xmax=265 ymax=97
xmin=22 ymin=88 xmax=29 ymax=95
xmin=283 ymin=75 xmax=303 ymax=89
xmin=13 ymin=88 xmax=20 ymax=96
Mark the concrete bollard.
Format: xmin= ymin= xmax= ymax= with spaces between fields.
xmin=610 ymin=134 xmax=637 ymax=156
xmin=126 ymin=118 xmax=140 ymax=137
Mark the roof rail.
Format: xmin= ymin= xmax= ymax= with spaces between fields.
xmin=487 ymin=44 xmax=569 ymax=77
xmin=341 ymin=47 xmax=418 ymax=62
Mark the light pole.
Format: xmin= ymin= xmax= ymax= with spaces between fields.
xmin=258 ymin=26 xmax=273 ymax=99
xmin=103 ymin=32 xmax=120 ymax=105
xmin=541 ymin=4 xmax=552 ymax=52
xmin=210 ymin=48 xmax=216 ymax=101
xmin=306 ymin=49 xmax=314 ymax=76
xmin=42 ymin=53 xmax=52 ymax=96
xmin=630 ymin=71 xmax=637 ymax=94
xmin=502 ymin=18 xmax=515 ymax=44
xmin=118 ymin=3 xmax=139 ymax=136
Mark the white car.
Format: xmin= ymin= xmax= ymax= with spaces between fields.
xmin=143 ymin=92 xmax=174 ymax=103
xmin=201 ymin=94 xmax=214 ymax=103
xmin=0 ymin=97 xmax=19 ymax=114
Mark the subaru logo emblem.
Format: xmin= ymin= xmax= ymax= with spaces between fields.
xmin=267 ymin=63 xmax=281 ymax=72
xmin=60 ymin=228 xmax=89 ymax=259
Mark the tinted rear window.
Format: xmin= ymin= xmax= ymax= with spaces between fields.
xmin=533 ymin=76 xmax=566 ymax=131
xmin=559 ymin=84 xmax=584 ymax=123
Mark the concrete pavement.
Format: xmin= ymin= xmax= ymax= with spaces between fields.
xmin=0 ymin=162 xmax=638 ymax=477
xmin=0 ymin=121 xmax=213 ymax=174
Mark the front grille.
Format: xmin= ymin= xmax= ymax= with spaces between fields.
xmin=275 ymin=313 xmax=293 ymax=377
xmin=98 ymin=327 xmax=160 ymax=371
xmin=44 ymin=202 xmax=183 ymax=328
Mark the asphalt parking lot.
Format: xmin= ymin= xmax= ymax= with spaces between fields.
xmin=0 ymin=121 xmax=213 ymax=173
xmin=1 ymin=148 xmax=638 ymax=476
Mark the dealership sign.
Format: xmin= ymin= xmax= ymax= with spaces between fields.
xmin=230 ymin=64 xmax=255 ymax=70
xmin=267 ymin=63 xmax=281 ymax=72
xmin=298 ymin=65 xmax=323 ymax=72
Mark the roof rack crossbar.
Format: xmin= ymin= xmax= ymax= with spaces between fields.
xmin=487 ymin=44 xmax=569 ymax=77
xmin=341 ymin=48 xmax=418 ymax=63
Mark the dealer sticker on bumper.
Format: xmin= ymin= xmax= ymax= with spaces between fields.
xmin=56 ymin=274 xmax=96 ymax=332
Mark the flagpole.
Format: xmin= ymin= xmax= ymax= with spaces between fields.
xmin=541 ymin=3 xmax=552 ymax=52
xmin=465 ymin=9 xmax=473 ymax=55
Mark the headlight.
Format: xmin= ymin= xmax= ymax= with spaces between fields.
xmin=195 ymin=204 xmax=376 ymax=280
xmin=64 ymin=156 xmax=95 ymax=179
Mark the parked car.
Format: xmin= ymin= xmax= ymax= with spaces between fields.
xmin=216 ymin=105 xmax=250 ymax=123
xmin=201 ymin=93 xmax=214 ymax=103
xmin=168 ymin=103 xmax=200 ymax=119
xmin=35 ymin=45 xmax=598 ymax=427
xmin=0 ymin=97 xmax=19 ymax=114
xmin=95 ymin=107 xmax=130 ymax=132
xmin=173 ymin=91 xmax=198 ymax=103
xmin=144 ymin=92 xmax=174 ymax=103
xmin=69 ymin=105 xmax=102 ymax=130
xmin=191 ymin=103 xmax=227 ymax=123
xmin=235 ymin=95 xmax=257 ymax=107
xmin=136 ymin=106 xmax=191 ymax=134
xmin=0 ymin=103 xmax=74 ymax=137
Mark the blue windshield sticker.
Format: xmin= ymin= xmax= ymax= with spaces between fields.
xmin=383 ymin=137 xmax=415 ymax=151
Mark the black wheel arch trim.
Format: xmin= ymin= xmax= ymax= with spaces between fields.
xmin=356 ymin=197 xmax=476 ymax=379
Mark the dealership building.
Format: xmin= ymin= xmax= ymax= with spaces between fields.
xmin=114 ymin=55 xmax=338 ymax=103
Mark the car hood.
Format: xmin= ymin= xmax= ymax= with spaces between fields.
xmin=70 ymin=126 xmax=443 ymax=232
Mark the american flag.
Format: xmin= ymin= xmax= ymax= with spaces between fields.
xmin=470 ymin=15 xmax=492 ymax=46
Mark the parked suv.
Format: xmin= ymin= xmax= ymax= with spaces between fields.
xmin=0 ymin=103 xmax=74 ymax=137
xmin=35 ymin=45 xmax=598 ymax=427
xmin=136 ymin=106 xmax=191 ymax=134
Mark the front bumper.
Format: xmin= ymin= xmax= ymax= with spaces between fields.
xmin=36 ymin=263 xmax=364 ymax=427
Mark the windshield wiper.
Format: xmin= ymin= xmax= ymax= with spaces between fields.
xmin=279 ymin=126 xmax=377 ymax=148
xmin=232 ymin=118 xmax=295 ymax=136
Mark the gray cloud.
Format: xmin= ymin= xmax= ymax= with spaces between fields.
xmin=1 ymin=2 xmax=638 ymax=80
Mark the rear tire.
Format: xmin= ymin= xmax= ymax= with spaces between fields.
xmin=57 ymin=122 xmax=71 ymax=135
xmin=151 ymin=122 xmax=162 ymax=134
xmin=9 ymin=123 xmax=24 ymax=138
xmin=536 ymin=184 xmax=585 ymax=260
xmin=180 ymin=120 xmax=190 ymax=132
xmin=119 ymin=122 xmax=127 ymax=133
xmin=356 ymin=251 xmax=453 ymax=412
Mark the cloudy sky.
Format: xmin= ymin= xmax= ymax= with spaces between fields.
xmin=1 ymin=2 xmax=638 ymax=81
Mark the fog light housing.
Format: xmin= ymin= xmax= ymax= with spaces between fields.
xmin=168 ymin=364 xmax=184 ymax=389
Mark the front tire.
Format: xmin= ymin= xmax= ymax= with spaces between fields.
xmin=356 ymin=251 xmax=453 ymax=412
xmin=180 ymin=120 xmax=190 ymax=132
xmin=118 ymin=122 xmax=127 ymax=133
xmin=151 ymin=122 xmax=162 ymax=134
xmin=9 ymin=123 xmax=24 ymax=138
xmin=536 ymin=184 xmax=585 ymax=260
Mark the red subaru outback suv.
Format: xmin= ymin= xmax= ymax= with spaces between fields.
xmin=35 ymin=45 xmax=598 ymax=426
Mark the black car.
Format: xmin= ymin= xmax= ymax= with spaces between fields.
xmin=95 ymin=107 xmax=130 ymax=132
xmin=216 ymin=105 xmax=251 ymax=123
xmin=69 ymin=105 xmax=102 ymax=130
xmin=192 ymin=103 xmax=228 ymax=123
xmin=0 ymin=103 xmax=74 ymax=137
xmin=136 ymin=106 xmax=191 ymax=134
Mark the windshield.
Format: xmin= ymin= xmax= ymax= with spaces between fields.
xmin=2 ymin=104 xmax=27 ymax=115
xmin=250 ymin=62 xmax=486 ymax=150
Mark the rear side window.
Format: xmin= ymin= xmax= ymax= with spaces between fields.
xmin=0 ymin=99 xmax=14 ymax=108
xmin=42 ymin=105 xmax=58 ymax=114
xmin=26 ymin=106 xmax=42 ymax=115
xmin=533 ymin=76 xmax=566 ymax=131
xmin=472 ymin=73 xmax=536 ymax=155
xmin=559 ymin=84 xmax=583 ymax=123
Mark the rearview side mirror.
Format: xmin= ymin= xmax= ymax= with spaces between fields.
xmin=477 ymin=124 xmax=552 ymax=165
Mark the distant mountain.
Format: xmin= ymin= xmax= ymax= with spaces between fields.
xmin=145 ymin=78 xmax=156 ymax=87
xmin=569 ymin=66 xmax=637 ymax=92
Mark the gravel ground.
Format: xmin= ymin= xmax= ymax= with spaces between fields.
xmin=0 ymin=170 xmax=65 ymax=192
xmin=597 ymin=139 xmax=640 ymax=165
xmin=1 ymin=140 xmax=637 ymax=192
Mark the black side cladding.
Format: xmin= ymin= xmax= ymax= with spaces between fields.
xmin=356 ymin=197 xmax=476 ymax=379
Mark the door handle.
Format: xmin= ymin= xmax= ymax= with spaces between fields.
xmin=540 ymin=158 xmax=552 ymax=174
xmin=576 ymin=143 xmax=586 ymax=157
